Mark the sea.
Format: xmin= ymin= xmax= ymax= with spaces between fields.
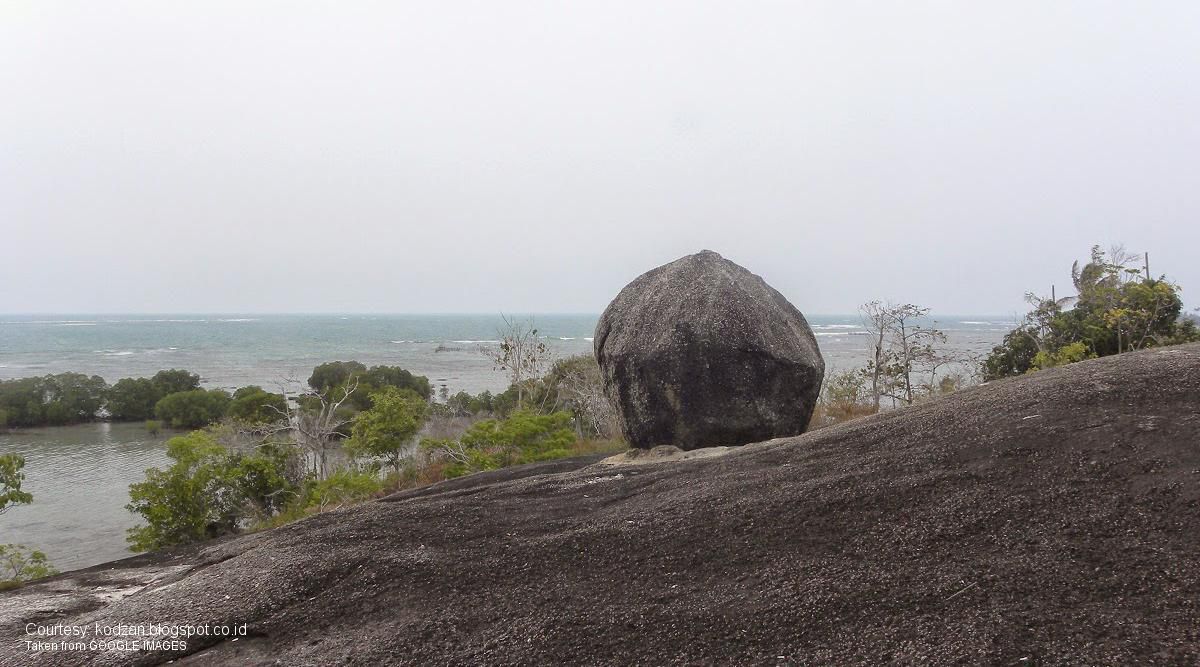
xmin=0 ymin=313 xmax=1014 ymax=571
xmin=0 ymin=313 xmax=1016 ymax=393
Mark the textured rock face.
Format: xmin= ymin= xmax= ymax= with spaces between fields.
xmin=594 ymin=250 xmax=825 ymax=450
xmin=4 ymin=346 xmax=1200 ymax=666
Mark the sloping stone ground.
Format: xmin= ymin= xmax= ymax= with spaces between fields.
xmin=2 ymin=344 xmax=1199 ymax=665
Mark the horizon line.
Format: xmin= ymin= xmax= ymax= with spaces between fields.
xmin=0 ymin=311 xmax=1020 ymax=318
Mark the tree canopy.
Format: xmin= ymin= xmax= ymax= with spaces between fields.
xmin=228 ymin=386 xmax=288 ymax=424
xmin=348 ymin=387 xmax=429 ymax=473
xmin=125 ymin=431 xmax=294 ymax=552
xmin=985 ymin=245 xmax=1199 ymax=379
xmin=307 ymin=361 xmax=432 ymax=411
xmin=0 ymin=374 xmax=108 ymax=428
xmin=154 ymin=389 xmax=232 ymax=429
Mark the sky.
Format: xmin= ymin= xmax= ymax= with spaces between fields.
xmin=2 ymin=1 xmax=1198 ymax=316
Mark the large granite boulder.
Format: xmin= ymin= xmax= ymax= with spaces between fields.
xmin=594 ymin=250 xmax=825 ymax=450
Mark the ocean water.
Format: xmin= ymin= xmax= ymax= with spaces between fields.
xmin=0 ymin=313 xmax=1015 ymax=394
xmin=0 ymin=422 xmax=169 ymax=571
xmin=0 ymin=313 xmax=1014 ymax=571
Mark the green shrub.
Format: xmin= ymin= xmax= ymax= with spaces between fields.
xmin=983 ymin=329 xmax=1041 ymax=380
xmin=151 ymin=369 xmax=202 ymax=396
xmin=810 ymin=369 xmax=878 ymax=428
xmin=307 ymin=361 xmax=367 ymax=395
xmin=308 ymin=361 xmax=432 ymax=411
xmin=126 ymin=431 xmax=295 ymax=551
xmin=0 ymin=453 xmax=33 ymax=512
xmin=0 ymin=457 xmax=56 ymax=585
xmin=1031 ymin=340 xmax=1095 ymax=371
xmin=228 ymin=386 xmax=287 ymax=424
xmin=445 ymin=390 xmax=495 ymax=416
xmin=463 ymin=410 xmax=575 ymax=457
xmin=984 ymin=245 xmax=1198 ymax=379
xmin=0 ymin=373 xmax=107 ymax=427
xmin=300 ymin=468 xmax=383 ymax=512
xmin=107 ymin=370 xmax=203 ymax=422
xmin=107 ymin=377 xmax=163 ymax=421
xmin=154 ymin=389 xmax=232 ymax=429
xmin=0 ymin=544 xmax=57 ymax=584
xmin=237 ymin=442 xmax=300 ymax=518
xmin=427 ymin=410 xmax=578 ymax=476
xmin=347 ymin=387 xmax=428 ymax=473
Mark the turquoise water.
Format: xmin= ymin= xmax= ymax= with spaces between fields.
xmin=0 ymin=313 xmax=1014 ymax=394
xmin=0 ymin=313 xmax=1013 ymax=572
xmin=0 ymin=314 xmax=601 ymax=396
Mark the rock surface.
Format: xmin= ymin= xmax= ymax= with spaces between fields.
xmin=594 ymin=250 xmax=824 ymax=449
xmin=4 ymin=345 xmax=1200 ymax=665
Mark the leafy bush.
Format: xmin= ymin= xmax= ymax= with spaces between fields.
xmin=0 ymin=544 xmax=57 ymax=585
xmin=463 ymin=410 xmax=576 ymax=461
xmin=385 ymin=458 xmax=451 ymax=489
xmin=1031 ymin=340 xmax=1095 ymax=371
xmin=0 ymin=373 xmax=108 ymax=427
xmin=983 ymin=329 xmax=1041 ymax=380
xmin=444 ymin=390 xmax=496 ymax=416
xmin=984 ymin=245 xmax=1200 ymax=379
xmin=154 ymin=389 xmax=232 ymax=429
xmin=438 ymin=355 xmax=616 ymax=439
xmin=809 ymin=369 xmax=879 ymax=428
xmin=0 ymin=455 xmax=57 ymax=584
xmin=107 ymin=370 xmax=202 ymax=421
xmin=150 ymin=369 xmax=202 ymax=396
xmin=360 ymin=366 xmax=432 ymax=402
xmin=126 ymin=431 xmax=295 ymax=551
xmin=43 ymin=373 xmax=108 ymax=423
xmin=228 ymin=386 xmax=288 ymax=424
xmin=237 ymin=442 xmax=301 ymax=518
xmin=347 ymin=387 xmax=428 ymax=473
xmin=307 ymin=361 xmax=367 ymax=395
xmin=0 ymin=453 xmax=33 ymax=513
xmin=107 ymin=377 xmax=162 ymax=421
xmin=308 ymin=361 xmax=431 ymax=411
xmin=299 ymin=468 xmax=383 ymax=512
xmin=0 ymin=378 xmax=42 ymax=427
xmin=425 ymin=410 xmax=578 ymax=477
xmin=527 ymin=355 xmax=618 ymax=437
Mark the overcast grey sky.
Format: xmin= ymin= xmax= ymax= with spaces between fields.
xmin=2 ymin=1 xmax=1197 ymax=315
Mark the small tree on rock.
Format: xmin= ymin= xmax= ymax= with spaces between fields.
xmin=348 ymin=387 xmax=429 ymax=475
xmin=483 ymin=315 xmax=551 ymax=410
xmin=860 ymin=301 xmax=951 ymax=407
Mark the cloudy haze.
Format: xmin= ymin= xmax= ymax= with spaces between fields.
xmin=3 ymin=1 xmax=1198 ymax=315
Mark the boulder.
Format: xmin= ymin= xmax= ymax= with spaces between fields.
xmin=594 ymin=250 xmax=824 ymax=450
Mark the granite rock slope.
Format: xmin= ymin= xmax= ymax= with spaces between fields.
xmin=3 ymin=345 xmax=1199 ymax=665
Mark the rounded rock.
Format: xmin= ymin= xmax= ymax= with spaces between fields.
xmin=594 ymin=250 xmax=825 ymax=450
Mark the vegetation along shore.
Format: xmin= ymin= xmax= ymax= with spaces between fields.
xmin=1 ymin=244 xmax=1196 ymax=589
